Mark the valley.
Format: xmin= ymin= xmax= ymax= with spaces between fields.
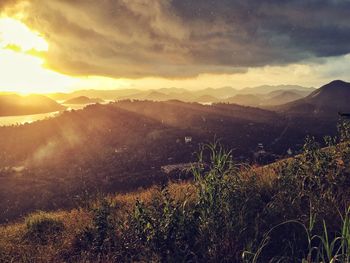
xmin=0 ymin=80 xmax=349 ymax=223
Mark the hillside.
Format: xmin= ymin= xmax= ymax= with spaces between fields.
xmin=0 ymin=100 xmax=311 ymax=223
xmin=63 ymin=96 xmax=104 ymax=104
xmin=0 ymin=98 xmax=342 ymax=225
xmin=0 ymin=136 xmax=349 ymax=262
xmin=0 ymin=94 xmax=65 ymax=116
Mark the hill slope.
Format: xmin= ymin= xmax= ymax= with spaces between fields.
xmin=279 ymin=80 xmax=350 ymax=117
xmin=0 ymin=137 xmax=349 ymax=262
xmin=0 ymin=100 xmax=289 ymax=223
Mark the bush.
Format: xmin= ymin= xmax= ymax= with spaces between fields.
xmin=128 ymin=142 xmax=268 ymax=262
xmin=69 ymin=199 xmax=118 ymax=261
xmin=130 ymin=187 xmax=200 ymax=262
xmin=24 ymin=212 xmax=65 ymax=244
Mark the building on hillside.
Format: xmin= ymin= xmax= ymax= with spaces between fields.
xmin=185 ymin=136 xmax=193 ymax=144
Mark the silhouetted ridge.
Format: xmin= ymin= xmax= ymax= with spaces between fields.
xmin=279 ymin=80 xmax=350 ymax=117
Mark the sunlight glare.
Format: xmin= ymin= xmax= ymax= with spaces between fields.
xmin=0 ymin=17 xmax=75 ymax=94
xmin=0 ymin=17 xmax=48 ymax=51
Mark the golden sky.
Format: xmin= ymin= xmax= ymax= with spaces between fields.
xmin=0 ymin=1 xmax=350 ymax=94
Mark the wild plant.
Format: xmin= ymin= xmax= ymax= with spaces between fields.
xmin=24 ymin=212 xmax=65 ymax=245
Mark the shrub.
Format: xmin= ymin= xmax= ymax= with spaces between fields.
xmin=69 ymin=198 xmax=118 ymax=261
xmin=128 ymin=186 xmax=199 ymax=262
xmin=24 ymin=212 xmax=65 ymax=244
xmin=129 ymin=142 xmax=268 ymax=262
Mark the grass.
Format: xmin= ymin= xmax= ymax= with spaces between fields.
xmin=0 ymin=121 xmax=350 ymax=262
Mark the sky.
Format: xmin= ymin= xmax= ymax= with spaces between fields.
xmin=0 ymin=0 xmax=350 ymax=93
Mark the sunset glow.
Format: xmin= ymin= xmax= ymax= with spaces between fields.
xmin=1 ymin=1 xmax=349 ymax=94
xmin=0 ymin=17 xmax=75 ymax=94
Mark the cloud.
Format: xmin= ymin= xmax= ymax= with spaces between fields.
xmin=3 ymin=0 xmax=350 ymax=78
xmin=0 ymin=0 xmax=16 ymax=10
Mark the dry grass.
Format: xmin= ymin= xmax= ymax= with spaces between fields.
xmin=0 ymin=162 xmax=279 ymax=260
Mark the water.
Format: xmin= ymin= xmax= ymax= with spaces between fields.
xmin=0 ymin=111 xmax=61 ymax=126
xmin=0 ymin=102 xmax=112 ymax=127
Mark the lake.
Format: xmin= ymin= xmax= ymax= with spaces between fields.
xmin=0 ymin=105 xmax=88 ymax=126
xmin=0 ymin=102 xmax=112 ymax=127
xmin=0 ymin=111 xmax=61 ymax=126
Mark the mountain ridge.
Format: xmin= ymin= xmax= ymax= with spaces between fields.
xmin=279 ymin=80 xmax=350 ymax=116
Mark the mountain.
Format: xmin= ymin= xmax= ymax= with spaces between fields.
xmin=46 ymin=85 xmax=313 ymax=104
xmin=262 ymin=91 xmax=303 ymax=106
xmin=221 ymin=88 xmax=310 ymax=107
xmin=157 ymin=87 xmax=189 ymax=94
xmin=240 ymin=85 xmax=315 ymax=95
xmin=194 ymin=87 xmax=237 ymax=98
xmin=0 ymin=94 xmax=65 ymax=116
xmin=266 ymin=88 xmax=314 ymax=98
xmin=117 ymin=90 xmax=171 ymax=101
xmin=195 ymin=95 xmax=219 ymax=103
xmin=48 ymin=89 xmax=141 ymax=101
xmin=280 ymin=80 xmax=350 ymax=117
xmin=63 ymin=96 xmax=104 ymax=104
xmin=145 ymin=91 xmax=170 ymax=101
xmin=224 ymin=94 xmax=262 ymax=106
xmin=119 ymin=90 xmax=217 ymax=103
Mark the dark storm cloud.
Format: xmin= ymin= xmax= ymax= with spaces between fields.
xmin=4 ymin=0 xmax=350 ymax=78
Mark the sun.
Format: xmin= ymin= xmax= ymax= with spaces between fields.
xmin=0 ymin=17 xmax=76 ymax=94
xmin=0 ymin=17 xmax=48 ymax=51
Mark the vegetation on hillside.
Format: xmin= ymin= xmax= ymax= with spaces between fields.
xmin=1 ymin=100 xmax=307 ymax=223
xmin=0 ymin=119 xmax=349 ymax=262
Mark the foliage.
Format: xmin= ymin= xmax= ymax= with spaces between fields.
xmin=69 ymin=199 xmax=118 ymax=261
xmin=24 ymin=212 xmax=65 ymax=244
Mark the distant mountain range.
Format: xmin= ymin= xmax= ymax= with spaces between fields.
xmin=224 ymin=89 xmax=309 ymax=107
xmin=239 ymin=85 xmax=314 ymax=95
xmin=0 ymin=94 xmax=65 ymax=117
xmin=63 ymin=96 xmax=104 ymax=105
xmin=48 ymin=89 xmax=141 ymax=101
xmin=47 ymin=84 xmax=315 ymax=106
xmin=1 ymin=80 xmax=348 ymax=118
